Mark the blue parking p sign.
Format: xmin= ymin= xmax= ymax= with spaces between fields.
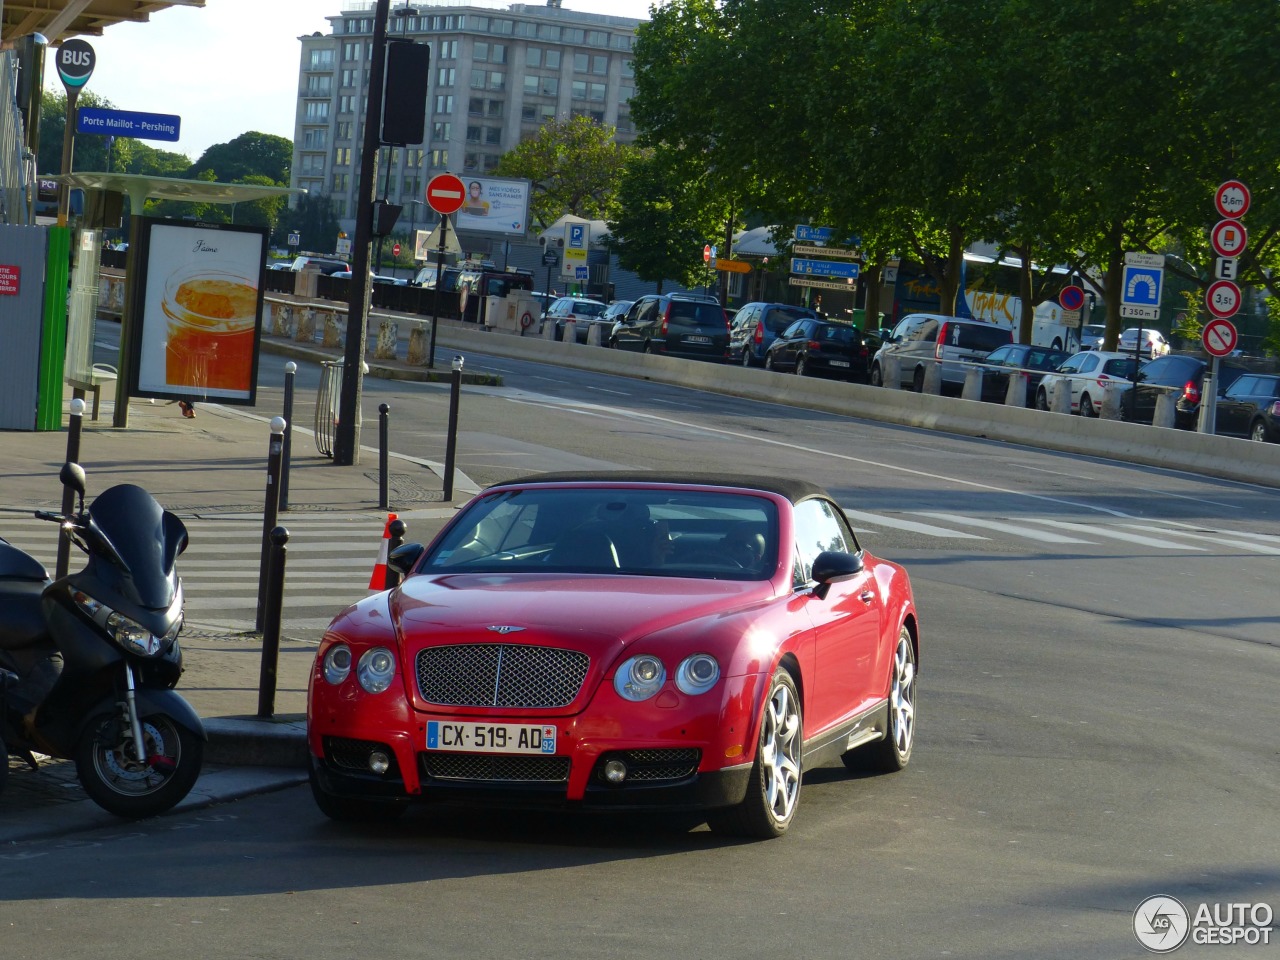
xmin=1121 ymin=265 xmax=1163 ymax=307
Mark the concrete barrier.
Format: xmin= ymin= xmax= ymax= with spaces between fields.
xmin=1153 ymin=392 xmax=1177 ymax=429
xmin=1050 ymin=379 xmax=1072 ymax=414
xmin=423 ymin=324 xmax=1280 ymax=489
xmin=961 ymin=367 xmax=983 ymax=402
xmin=922 ymin=361 xmax=942 ymax=395
xmin=1005 ymin=371 xmax=1027 ymax=407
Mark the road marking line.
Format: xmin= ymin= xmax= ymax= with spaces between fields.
xmin=1118 ymin=525 xmax=1280 ymax=555
xmin=1020 ymin=518 xmax=1205 ymax=550
xmin=913 ymin=512 xmax=1091 ymax=544
xmin=843 ymin=509 xmax=987 ymax=540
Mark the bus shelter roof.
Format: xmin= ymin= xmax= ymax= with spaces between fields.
xmin=53 ymin=172 xmax=300 ymax=212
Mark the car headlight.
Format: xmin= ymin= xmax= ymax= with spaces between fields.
xmin=323 ymin=644 xmax=352 ymax=685
xmin=614 ymin=655 xmax=666 ymax=702
xmin=357 ymin=647 xmax=396 ymax=694
xmin=675 ymin=654 xmax=720 ymax=695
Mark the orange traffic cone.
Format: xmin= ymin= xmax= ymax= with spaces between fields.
xmin=369 ymin=512 xmax=398 ymax=589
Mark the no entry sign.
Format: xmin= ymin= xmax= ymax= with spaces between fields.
xmin=1202 ymin=317 xmax=1238 ymax=357
xmin=425 ymin=173 xmax=465 ymax=216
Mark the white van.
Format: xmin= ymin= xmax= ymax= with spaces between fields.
xmin=870 ymin=313 xmax=1013 ymax=393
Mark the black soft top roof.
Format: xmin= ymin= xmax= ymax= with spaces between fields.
xmin=489 ymin=472 xmax=828 ymax=505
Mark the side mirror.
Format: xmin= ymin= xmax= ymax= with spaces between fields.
xmin=60 ymin=462 xmax=87 ymax=512
xmin=811 ymin=550 xmax=865 ymax=600
xmin=387 ymin=542 xmax=425 ymax=578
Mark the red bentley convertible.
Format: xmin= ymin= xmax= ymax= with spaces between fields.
xmin=307 ymin=473 xmax=920 ymax=839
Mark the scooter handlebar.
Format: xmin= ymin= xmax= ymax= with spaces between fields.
xmin=34 ymin=510 xmax=63 ymax=522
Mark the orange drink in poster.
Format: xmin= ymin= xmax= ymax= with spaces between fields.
xmin=163 ymin=268 xmax=258 ymax=392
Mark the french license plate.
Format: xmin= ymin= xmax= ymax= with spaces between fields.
xmin=426 ymin=721 xmax=557 ymax=754
xmin=830 ymin=359 xmax=850 ymax=368
xmin=684 ymin=335 xmax=711 ymax=344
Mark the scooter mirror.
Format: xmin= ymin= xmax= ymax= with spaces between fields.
xmin=60 ymin=462 xmax=87 ymax=511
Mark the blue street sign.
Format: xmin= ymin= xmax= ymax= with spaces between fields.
xmin=791 ymin=257 xmax=861 ymax=280
xmin=1121 ymin=265 xmax=1163 ymax=307
xmin=568 ymin=224 xmax=586 ymax=247
xmin=794 ymin=225 xmax=834 ymax=242
xmin=574 ymin=266 xmax=588 ymax=279
xmin=76 ymin=107 xmax=181 ymax=142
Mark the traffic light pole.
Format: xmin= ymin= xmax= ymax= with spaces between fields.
xmin=427 ymin=216 xmax=449 ymax=369
xmin=333 ymin=0 xmax=391 ymax=466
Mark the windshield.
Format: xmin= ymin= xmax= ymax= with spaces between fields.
xmin=86 ymin=484 xmax=187 ymax=608
xmin=568 ymin=301 xmax=608 ymax=317
xmin=764 ymin=306 xmax=811 ymax=333
xmin=425 ymin=487 xmax=779 ymax=580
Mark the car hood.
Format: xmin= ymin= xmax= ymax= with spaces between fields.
xmin=390 ymin=572 xmax=773 ymax=654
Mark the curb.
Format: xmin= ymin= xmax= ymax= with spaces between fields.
xmin=204 ymin=716 xmax=309 ymax=769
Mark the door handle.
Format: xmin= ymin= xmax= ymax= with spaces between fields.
xmin=858 ymin=591 xmax=875 ymax=604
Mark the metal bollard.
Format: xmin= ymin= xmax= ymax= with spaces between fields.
xmin=280 ymin=362 xmax=296 ymax=512
xmin=385 ymin=518 xmax=406 ymax=590
xmin=443 ymin=355 xmax=464 ymax=501
xmin=257 ymin=525 xmax=290 ymax=719
xmin=55 ymin=398 xmax=86 ymax=579
xmin=255 ymin=417 xmax=287 ymax=633
xmin=378 ymin=402 xmax=390 ymax=510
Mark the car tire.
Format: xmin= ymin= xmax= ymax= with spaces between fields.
xmin=764 ymin=352 xmax=776 ymax=371
xmin=707 ymin=668 xmax=802 ymax=840
xmin=912 ymin=367 xmax=925 ymax=393
xmin=795 ymin=355 xmax=807 ymax=377
xmin=608 ymin=335 xmax=618 ymax=349
xmin=1250 ymin=419 xmax=1269 ymax=442
xmin=870 ymin=363 xmax=883 ymax=387
xmin=643 ymin=340 xmax=655 ymax=355
xmin=309 ymin=766 xmax=408 ymax=823
xmin=843 ymin=627 xmax=916 ymax=774
xmin=1079 ymin=394 xmax=1097 ymax=418
xmin=741 ymin=348 xmax=754 ymax=368
xmin=1036 ymin=387 xmax=1049 ymax=411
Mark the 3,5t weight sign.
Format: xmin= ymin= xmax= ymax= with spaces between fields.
xmin=1206 ymin=280 xmax=1241 ymax=319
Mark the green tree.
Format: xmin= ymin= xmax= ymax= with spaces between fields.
xmin=493 ymin=115 xmax=636 ymax=230
xmin=187 ymin=132 xmax=292 ymax=185
xmin=277 ymin=192 xmax=342 ymax=256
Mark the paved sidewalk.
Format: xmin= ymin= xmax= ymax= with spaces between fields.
xmin=1 ymin=338 xmax=477 ymax=841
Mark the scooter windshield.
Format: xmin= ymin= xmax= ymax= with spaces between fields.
xmin=85 ymin=484 xmax=188 ymax=609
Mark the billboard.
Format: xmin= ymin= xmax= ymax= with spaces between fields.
xmin=128 ymin=218 xmax=267 ymax=405
xmin=453 ymin=176 xmax=531 ymax=237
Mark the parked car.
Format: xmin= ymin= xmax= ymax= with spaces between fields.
xmin=330 ymin=271 xmax=407 ymax=286
xmin=1214 ymin=373 xmax=1280 ymax=442
xmin=306 ymin=472 xmax=921 ymax=838
xmin=1131 ymin=355 xmax=1249 ymax=427
xmin=1078 ymin=324 xmax=1107 ymax=350
xmin=609 ymin=293 xmax=731 ymax=362
xmin=763 ymin=319 xmax=875 ymax=382
xmin=290 ymin=256 xmax=350 ymax=275
xmin=978 ymin=344 xmax=1071 ymax=406
xmin=870 ymin=314 xmax=1013 ymax=393
xmin=1035 ymin=351 xmax=1138 ymax=416
xmin=1117 ymin=327 xmax=1171 ymax=358
xmin=601 ymin=299 xmax=633 ymax=325
xmin=732 ymin=302 xmax=819 ymax=367
xmin=540 ymin=296 xmax=611 ymax=342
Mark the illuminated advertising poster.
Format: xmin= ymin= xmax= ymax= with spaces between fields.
xmin=453 ymin=176 xmax=531 ymax=237
xmin=130 ymin=219 xmax=266 ymax=405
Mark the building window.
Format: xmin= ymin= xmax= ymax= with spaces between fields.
xmin=483 ymin=153 xmax=501 ymax=173
xmin=564 ymin=28 xmax=585 ymax=44
xmin=437 ymin=67 xmax=455 ymax=86
xmin=305 ymin=101 xmax=330 ymax=120
xmin=538 ymin=24 xmax=561 ymax=41
xmin=571 ymin=80 xmax=587 ymax=100
xmin=431 ymin=121 xmax=451 ymax=141
xmin=335 ymin=121 xmax=353 ymax=140
xmin=521 ymin=102 xmax=556 ymax=123
xmin=438 ymin=39 xmax=457 ymax=59
xmin=340 ymin=68 xmax=358 ymax=88
xmin=342 ymin=41 xmax=361 ymax=61
xmin=474 ymin=42 xmax=489 ymax=62
xmin=299 ymin=154 xmax=325 ymax=176
xmin=492 ymin=18 xmax=514 ymax=35
xmin=539 ymin=76 xmax=559 ymax=97
xmin=406 ymin=148 xmax=424 ymax=167
xmin=466 ymin=125 xmax=482 ymax=143
xmin=338 ymin=95 xmax=357 ymax=114
xmin=306 ymin=75 xmax=332 ymax=95
xmin=332 ymin=173 xmax=350 ymax=192
xmin=587 ymin=31 xmax=608 ymax=48
xmin=309 ymin=49 xmax=335 ymax=69
xmin=302 ymin=128 xmax=328 ymax=149
xmin=434 ymin=95 xmax=454 ymax=113
xmin=545 ymin=50 xmax=561 ymax=70
xmin=484 ymin=126 xmax=502 ymax=146
xmin=401 ymin=176 xmax=419 ymax=198
xmin=430 ymin=149 xmax=449 ymax=168
xmin=621 ymin=59 xmax=634 ymax=77
xmin=589 ymin=83 xmax=606 ymax=102
xmin=573 ymin=53 xmax=589 ymax=73
xmin=592 ymin=56 xmax=608 ymax=76
xmin=525 ymin=46 xmax=541 ymax=68
xmin=333 ymin=147 xmax=352 ymax=166
xmin=300 ymin=179 xmax=323 ymax=196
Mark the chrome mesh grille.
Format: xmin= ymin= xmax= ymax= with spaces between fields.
xmin=595 ymin=748 xmax=701 ymax=783
xmin=416 ymin=643 xmax=589 ymax=708
xmin=422 ymin=753 xmax=571 ymax=782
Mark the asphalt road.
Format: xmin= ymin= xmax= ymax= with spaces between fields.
xmin=34 ymin=331 xmax=1274 ymax=959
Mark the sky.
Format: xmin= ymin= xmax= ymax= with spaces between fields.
xmin=45 ymin=0 xmax=658 ymax=162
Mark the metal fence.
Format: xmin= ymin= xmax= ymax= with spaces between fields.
xmin=315 ymin=360 xmax=343 ymax=457
xmin=0 ymin=51 xmax=32 ymax=226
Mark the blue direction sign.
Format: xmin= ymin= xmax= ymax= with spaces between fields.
xmin=794 ymin=225 xmax=834 ymax=243
xmin=791 ymin=257 xmax=861 ymax=280
xmin=77 ymin=107 xmax=181 ymax=142
xmin=1121 ymin=264 xmax=1163 ymax=307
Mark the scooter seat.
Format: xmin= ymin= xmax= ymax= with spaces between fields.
xmin=0 ymin=541 xmax=48 ymax=581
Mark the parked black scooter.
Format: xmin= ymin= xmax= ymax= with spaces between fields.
xmin=0 ymin=463 xmax=204 ymax=818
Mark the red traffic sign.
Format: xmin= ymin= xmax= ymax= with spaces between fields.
xmin=703 ymin=244 xmax=711 ymax=263
xmin=425 ymin=173 xmax=466 ymax=215
xmin=1210 ymin=219 xmax=1247 ymax=258
xmin=392 ymin=243 xmax=401 ymax=257
xmin=1058 ymin=286 xmax=1085 ymax=311
xmin=1205 ymin=279 xmax=1241 ymax=319
xmin=1214 ymin=180 xmax=1250 ymax=220
xmin=1202 ymin=317 xmax=1238 ymax=357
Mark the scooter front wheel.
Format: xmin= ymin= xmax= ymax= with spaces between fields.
xmin=75 ymin=710 xmax=203 ymax=818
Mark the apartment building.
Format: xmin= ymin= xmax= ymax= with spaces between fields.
xmin=292 ymin=0 xmax=643 ymax=235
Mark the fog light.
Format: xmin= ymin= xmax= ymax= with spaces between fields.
xmin=603 ymin=759 xmax=628 ymax=784
xmin=369 ymin=751 xmax=391 ymax=775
